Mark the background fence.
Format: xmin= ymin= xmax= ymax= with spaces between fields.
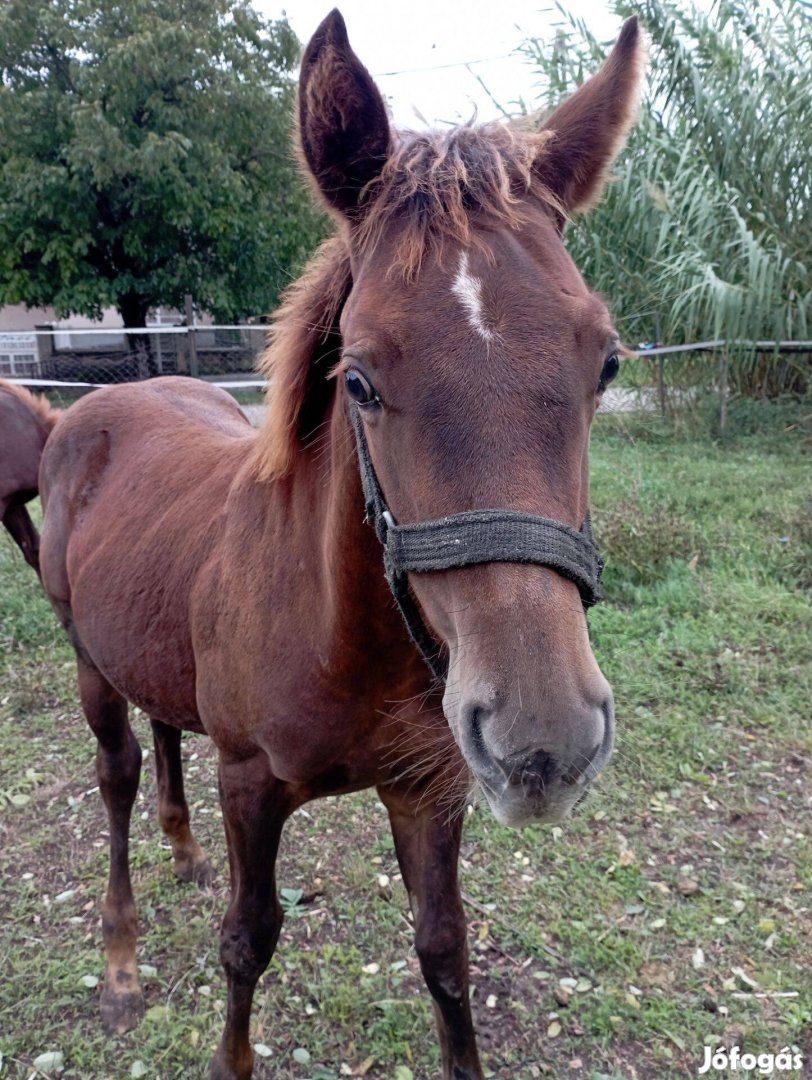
xmin=0 ymin=325 xmax=268 ymax=386
xmin=2 ymin=326 xmax=810 ymax=429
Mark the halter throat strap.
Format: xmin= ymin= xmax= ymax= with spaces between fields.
xmin=349 ymin=406 xmax=603 ymax=681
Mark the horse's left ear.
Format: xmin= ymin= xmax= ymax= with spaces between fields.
xmin=536 ymin=17 xmax=647 ymax=221
xmin=298 ymin=9 xmax=392 ymax=216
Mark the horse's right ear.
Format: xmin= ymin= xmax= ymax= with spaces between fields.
xmin=299 ymin=9 xmax=392 ymax=216
xmin=535 ymin=17 xmax=647 ymax=222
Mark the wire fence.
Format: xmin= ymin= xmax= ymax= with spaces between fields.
xmin=0 ymin=325 xmax=268 ymax=386
xmin=2 ymin=327 xmax=810 ymax=427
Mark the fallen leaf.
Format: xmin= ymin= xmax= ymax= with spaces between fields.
xmin=33 ymin=1051 xmax=64 ymax=1072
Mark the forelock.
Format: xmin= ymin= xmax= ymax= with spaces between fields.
xmin=352 ymin=122 xmax=561 ymax=280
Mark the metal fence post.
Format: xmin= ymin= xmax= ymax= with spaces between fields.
xmin=719 ymin=347 xmax=729 ymax=433
xmin=655 ymin=315 xmax=666 ymax=417
xmin=185 ymin=294 xmax=199 ymax=378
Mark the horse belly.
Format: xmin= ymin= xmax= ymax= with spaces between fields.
xmin=64 ymin=530 xmax=202 ymax=727
xmin=39 ymin=396 xmax=241 ymax=733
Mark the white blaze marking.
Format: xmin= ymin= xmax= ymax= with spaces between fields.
xmin=451 ymin=251 xmax=494 ymax=342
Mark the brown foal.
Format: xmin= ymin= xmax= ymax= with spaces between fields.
xmin=0 ymin=379 xmax=60 ymax=575
xmin=38 ymin=11 xmax=645 ymax=1078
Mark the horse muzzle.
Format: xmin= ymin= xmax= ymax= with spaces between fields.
xmin=450 ymin=685 xmax=615 ymax=827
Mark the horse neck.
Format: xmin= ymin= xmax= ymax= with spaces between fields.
xmin=268 ymin=398 xmax=427 ymax=690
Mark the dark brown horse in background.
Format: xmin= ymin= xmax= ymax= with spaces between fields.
xmin=39 ymin=11 xmax=645 ymax=1079
xmin=1 ymin=383 xmax=215 ymax=890
xmin=0 ymin=379 xmax=60 ymax=575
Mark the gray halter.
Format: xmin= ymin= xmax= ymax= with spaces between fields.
xmin=350 ymin=406 xmax=604 ymax=681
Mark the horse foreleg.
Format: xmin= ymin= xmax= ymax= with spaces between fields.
xmin=2 ymin=501 xmax=41 ymax=577
xmin=77 ymin=658 xmax=144 ymax=1034
xmin=378 ymin=786 xmax=484 ymax=1080
xmin=210 ymin=751 xmax=292 ymax=1080
xmin=150 ymin=718 xmax=213 ymax=885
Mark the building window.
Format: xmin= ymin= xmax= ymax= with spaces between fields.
xmin=0 ymin=352 xmax=39 ymax=376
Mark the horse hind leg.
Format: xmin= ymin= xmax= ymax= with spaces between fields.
xmin=2 ymin=501 xmax=41 ymax=577
xmin=150 ymin=718 xmax=213 ymax=885
xmin=77 ymin=657 xmax=145 ymax=1034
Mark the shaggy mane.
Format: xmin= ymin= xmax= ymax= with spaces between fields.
xmin=356 ymin=122 xmax=560 ymax=280
xmin=253 ymin=235 xmax=351 ymax=481
xmin=255 ymin=122 xmax=560 ymax=480
xmin=0 ymin=378 xmax=61 ymax=432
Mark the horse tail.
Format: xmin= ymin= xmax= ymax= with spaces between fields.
xmin=0 ymin=378 xmax=62 ymax=435
xmin=0 ymin=379 xmax=63 ymax=577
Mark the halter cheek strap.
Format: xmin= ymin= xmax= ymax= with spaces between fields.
xmin=349 ymin=405 xmax=604 ymax=682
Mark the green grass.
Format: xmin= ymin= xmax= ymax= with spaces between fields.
xmin=0 ymin=399 xmax=810 ymax=1080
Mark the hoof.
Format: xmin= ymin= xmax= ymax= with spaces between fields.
xmin=174 ymin=856 xmax=215 ymax=886
xmin=100 ymin=987 xmax=145 ymax=1035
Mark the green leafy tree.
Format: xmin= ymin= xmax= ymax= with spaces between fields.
xmin=521 ymin=0 xmax=811 ymax=395
xmin=0 ymin=0 xmax=323 ymax=337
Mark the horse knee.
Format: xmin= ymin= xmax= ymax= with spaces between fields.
xmin=219 ymin=901 xmax=283 ymax=984
xmin=415 ymin=925 xmax=468 ymax=1000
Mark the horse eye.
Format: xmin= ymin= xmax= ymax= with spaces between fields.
xmin=344 ymin=369 xmax=379 ymax=406
xmin=599 ymin=353 xmax=619 ymax=393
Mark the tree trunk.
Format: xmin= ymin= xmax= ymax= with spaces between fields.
xmin=119 ymin=293 xmax=157 ymax=379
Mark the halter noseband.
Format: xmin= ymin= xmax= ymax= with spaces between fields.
xmin=350 ymin=406 xmax=604 ymax=682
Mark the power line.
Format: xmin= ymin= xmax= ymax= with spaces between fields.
xmin=373 ymin=53 xmax=515 ymax=77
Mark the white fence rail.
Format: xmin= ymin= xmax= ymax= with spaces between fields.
xmin=3 ymin=336 xmax=809 ymax=428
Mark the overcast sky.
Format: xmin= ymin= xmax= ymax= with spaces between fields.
xmin=259 ymin=1 xmax=625 ymax=127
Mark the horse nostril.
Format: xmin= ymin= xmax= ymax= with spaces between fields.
xmin=561 ymin=740 xmax=602 ymax=786
xmin=601 ymin=693 xmax=614 ymax=725
xmin=461 ymin=703 xmax=499 ymax=778
xmin=468 ymin=706 xmax=488 ymax=758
